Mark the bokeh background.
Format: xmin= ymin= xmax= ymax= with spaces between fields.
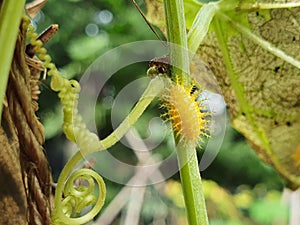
xmin=27 ymin=0 xmax=290 ymax=224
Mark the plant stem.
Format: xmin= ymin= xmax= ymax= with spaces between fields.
xmin=237 ymin=2 xmax=300 ymax=10
xmin=177 ymin=141 xmax=209 ymax=225
xmin=0 ymin=0 xmax=25 ymax=121
xmin=55 ymin=77 xmax=164 ymax=204
xmin=164 ymin=0 xmax=190 ymax=84
xmin=99 ymin=77 xmax=164 ymax=149
xmin=53 ymin=77 xmax=165 ymax=223
xmin=164 ymin=0 xmax=209 ymax=224
xmin=81 ymin=76 xmax=165 ymax=155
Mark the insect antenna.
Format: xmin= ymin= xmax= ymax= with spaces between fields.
xmin=130 ymin=0 xmax=167 ymax=47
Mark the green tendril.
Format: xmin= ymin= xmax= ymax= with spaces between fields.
xmin=51 ymin=167 xmax=106 ymax=225
xmin=23 ymin=17 xmax=106 ymax=224
xmin=23 ymin=16 xmax=99 ymax=151
xmin=23 ymin=15 xmax=165 ymax=224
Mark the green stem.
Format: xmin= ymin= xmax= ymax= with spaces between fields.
xmin=54 ymin=77 xmax=163 ymax=206
xmin=237 ymin=2 xmax=300 ymax=10
xmin=0 ymin=0 xmax=25 ymax=122
xmin=177 ymin=141 xmax=208 ymax=225
xmin=164 ymin=0 xmax=209 ymax=224
xmin=55 ymin=77 xmax=164 ymax=203
xmin=164 ymin=0 xmax=190 ymax=84
xmin=53 ymin=77 xmax=165 ymax=222
xmin=82 ymin=76 xmax=164 ymax=155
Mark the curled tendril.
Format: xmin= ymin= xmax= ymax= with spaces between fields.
xmin=52 ymin=168 xmax=106 ymax=225
xmin=23 ymin=16 xmax=106 ymax=224
xmin=23 ymin=16 xmax=100 ymax=152
xmin=23 ymin=15 xmax=166 ymax=224
xmin=23 ymin=15 xmax=164 ymax=155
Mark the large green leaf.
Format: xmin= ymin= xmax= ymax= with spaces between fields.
xmin=146 ymin=0 xmax=300 ymax=189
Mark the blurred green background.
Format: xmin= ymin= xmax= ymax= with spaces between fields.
xmin=27 ymin=0 xmax=289 ymax=224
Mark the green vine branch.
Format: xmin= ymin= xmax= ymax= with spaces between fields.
xmin=51 ymin=76 xmax=164 ymax=223
xmin=164 ymin=0 xmax=190 ymax=84
xmin=23 ymin=14 xmax=166 ymax=224
xmin=163 ymin=0 xmax=210 ymax=224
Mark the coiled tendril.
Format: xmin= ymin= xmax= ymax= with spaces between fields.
xmin=22 ymin=16 xmax=106 ymax=224
xmin=23 ymin=16 xmax=100 ymax=151
xmin=52 ymin=168 xmax=106 ymax=225
xmin=23 ymin=13 xmax=179 ymax=224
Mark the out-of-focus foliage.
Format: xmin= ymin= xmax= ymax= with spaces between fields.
xmin=30 ymin=0 xmax=289 ymax=224
xmin=201 ymin=126 xmax=284 ymax=190
xmin=165 ymin=180 xmax=288 ymax=225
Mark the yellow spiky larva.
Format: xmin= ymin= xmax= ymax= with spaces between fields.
xmin=161 ymin=76 xmax=210 ymax=147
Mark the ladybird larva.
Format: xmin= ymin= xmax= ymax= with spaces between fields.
xmin=161 ymin=76 xmax=210 ymax=146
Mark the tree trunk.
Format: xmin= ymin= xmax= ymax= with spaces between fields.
xmin=0 ymin=16 xmax=53 ymax=224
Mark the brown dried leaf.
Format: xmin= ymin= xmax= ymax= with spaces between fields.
xmin=25 ymin=0 xmax=48 ymax=18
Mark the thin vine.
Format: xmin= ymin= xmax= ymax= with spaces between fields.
xmin=24 ymin=0 xmax=215 ymax=223
xmin=23 ymin=16 xmax=106 ymax=225
xmin=23 ymin=15 xmax=165 ymax=224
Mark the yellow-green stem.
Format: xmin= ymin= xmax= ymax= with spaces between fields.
xmin=82 ymin=76 xmax=165 ymax=155
xmin=163 ymin=0 xmax=209 ymax=224
xmin=177 ymin=141 xmax=209 ymax=225
xmin=164 ymin=0 xmax=190 ymax=85
xmin=53 ymin=77 xmax=165 ymax=220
